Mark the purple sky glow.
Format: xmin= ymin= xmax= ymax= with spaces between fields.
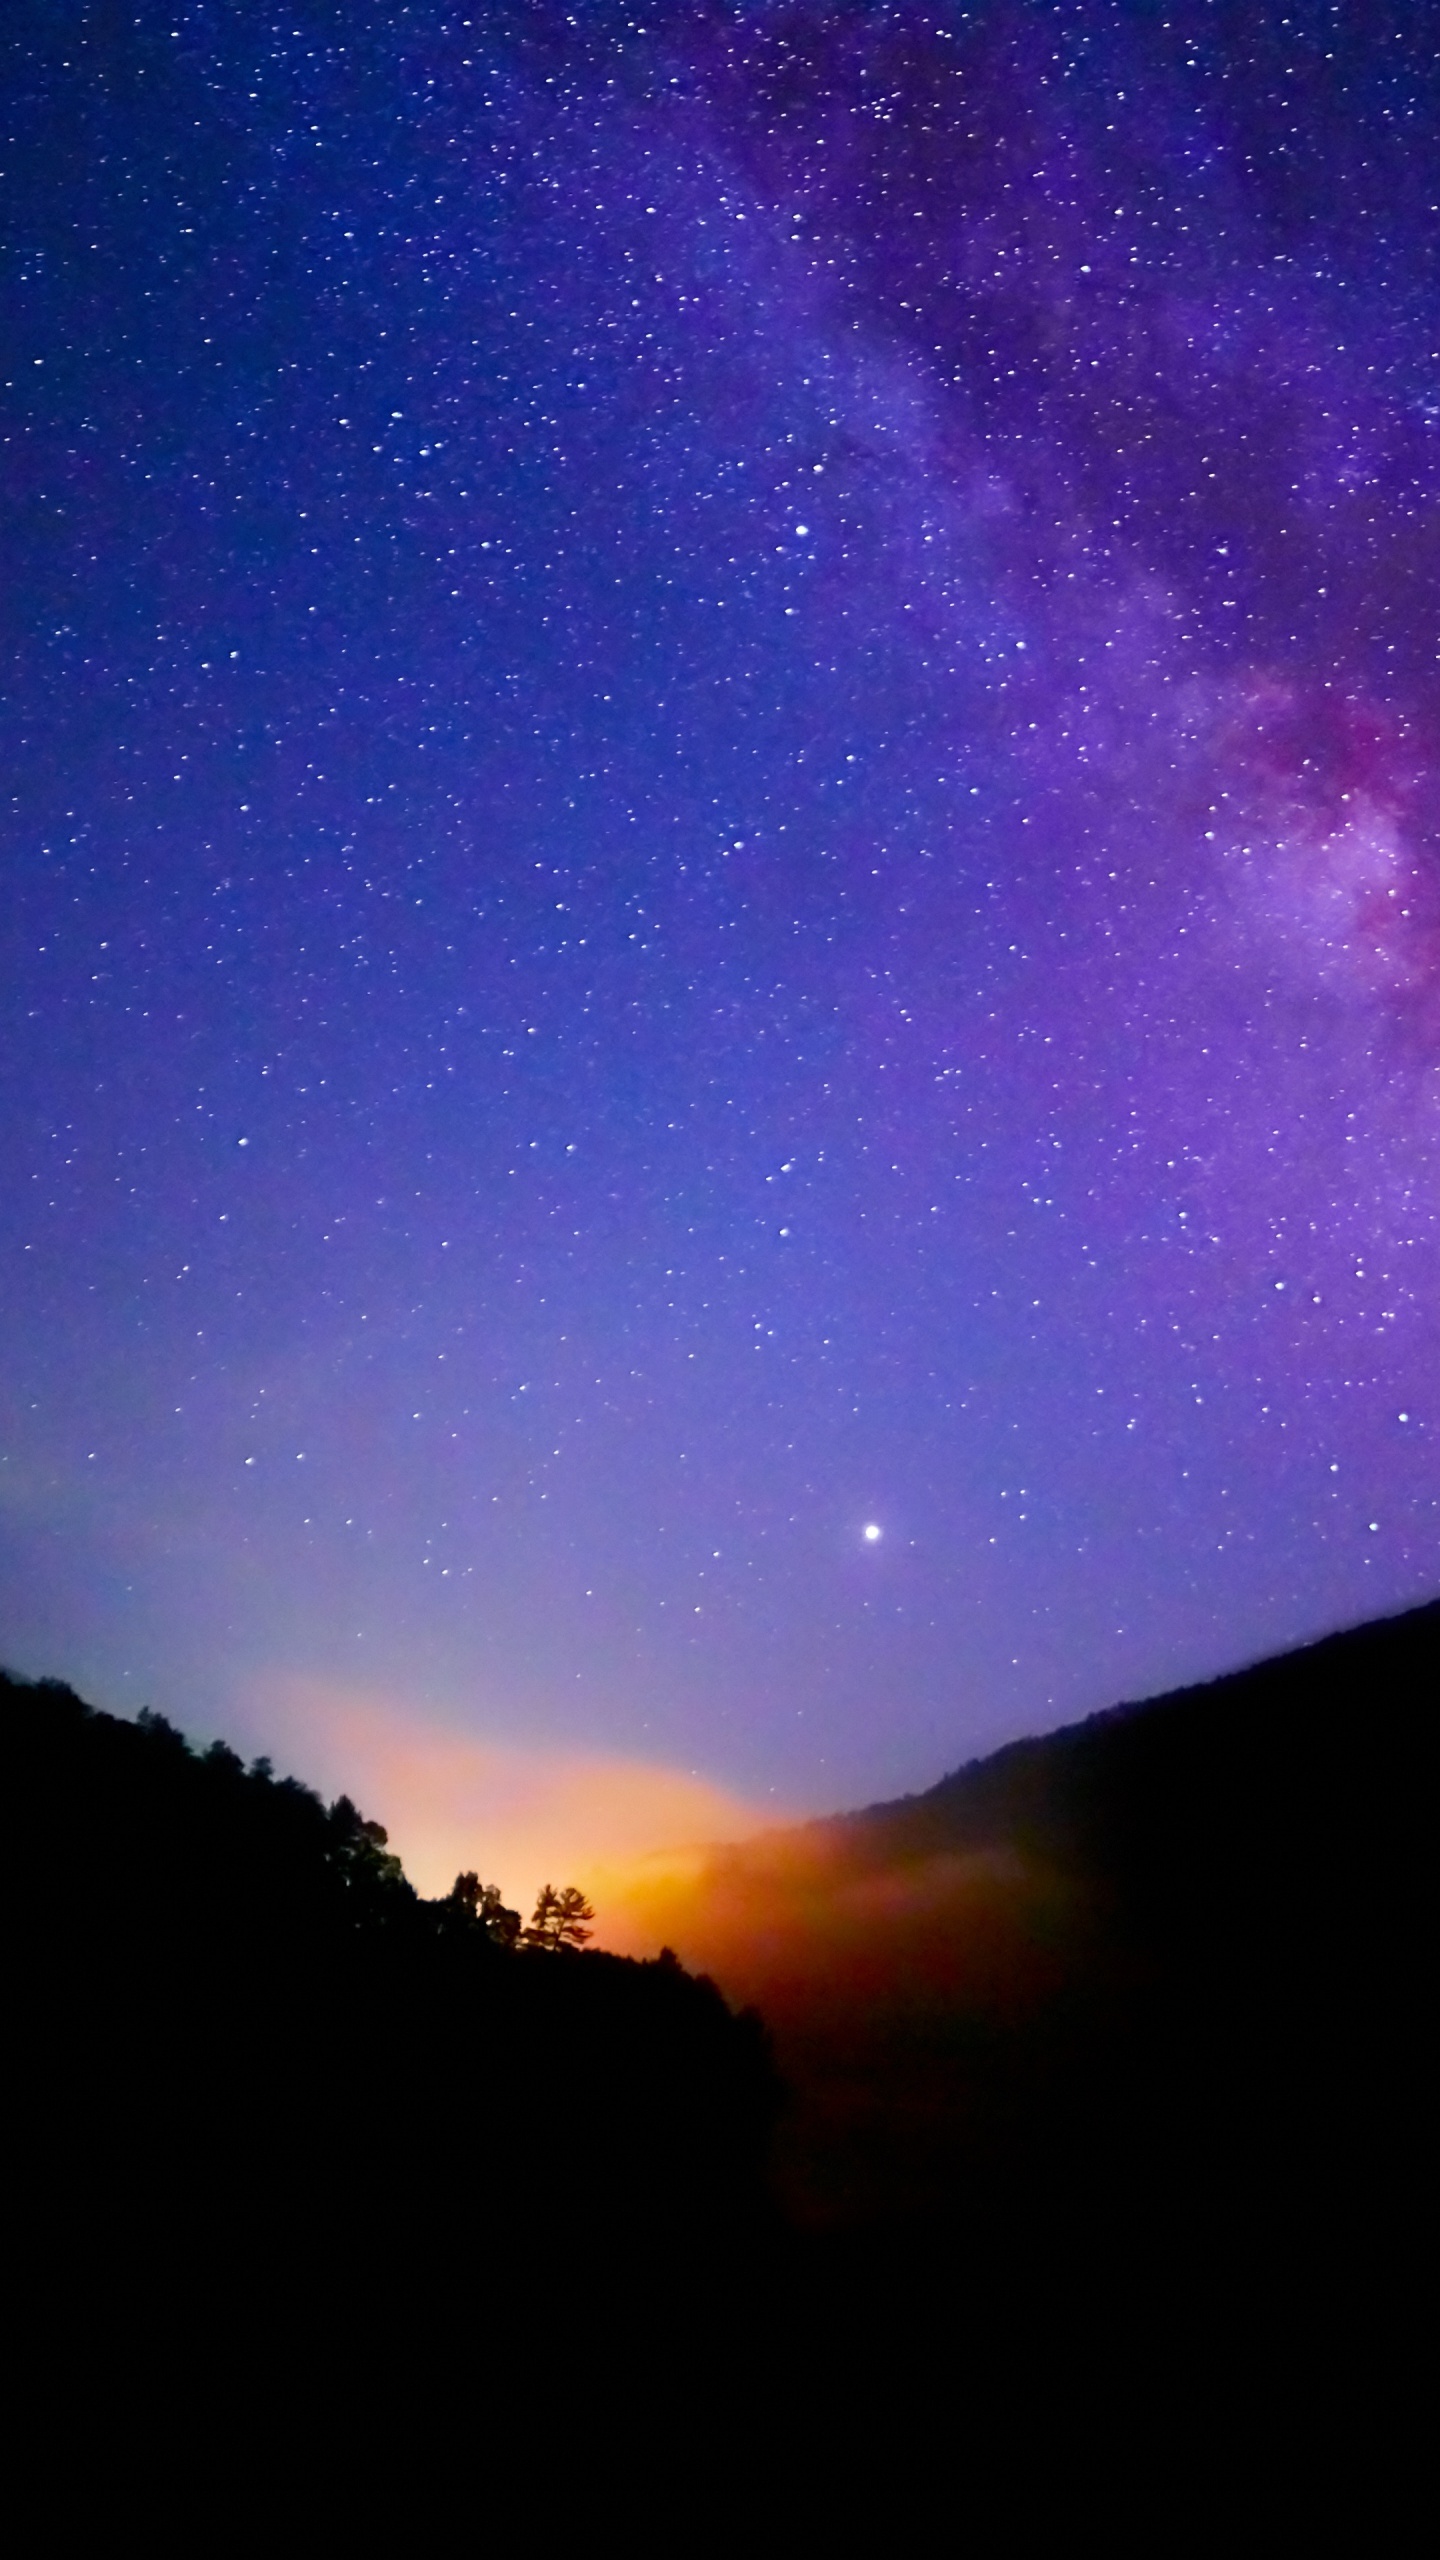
xmin=4 ymin=4 xmax=1439 ymax=1840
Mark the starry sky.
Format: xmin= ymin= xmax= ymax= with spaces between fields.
xmin=4 ymin=2 xmax=1440 ymax=1852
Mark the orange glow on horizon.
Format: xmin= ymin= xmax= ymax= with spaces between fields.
xmin=247 ymin=1675 xmax=782 ymax=1920
xmin=591 ymin=1827 xmax=1073 ymax=2018
xmin=245 ymin=1678 xmax=1081 ymax=2046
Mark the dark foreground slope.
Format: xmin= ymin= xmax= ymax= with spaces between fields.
xmin=6 ymin=1605 xmax=1433 ymax=2529
xmin=710 ymin=1597 xmax=1436 ymax=2233
xmin=630 ymin=1601 xmax=1436 ymax=2523
xmin=4 ymin=1671 xmax=781 ymax=2515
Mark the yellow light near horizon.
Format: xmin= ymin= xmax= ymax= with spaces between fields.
xmin=245 ymin=1674 xmax=780 ymax=1930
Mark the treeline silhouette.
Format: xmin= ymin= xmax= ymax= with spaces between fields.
xmin=8 ymin=1601 xmax=1432 ymax=2530
xmin=7 ymin=1668 xmax=780 ymax=2517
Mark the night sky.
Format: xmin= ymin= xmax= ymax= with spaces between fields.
xmin=5 ymin=4 xmax=1440 ymax=1876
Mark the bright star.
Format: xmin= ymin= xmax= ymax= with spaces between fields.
xmin=863 ymin=1523 xmax=882 ymax=1542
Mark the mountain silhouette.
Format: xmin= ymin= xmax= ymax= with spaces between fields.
xmin=636 ymin=1597 xmax=1433 ymax=2228
xmin=608 ymin=1599 xmax=1435 ymax=2530
xmin=6 ymin=1600 xmax=1431 ymax=2531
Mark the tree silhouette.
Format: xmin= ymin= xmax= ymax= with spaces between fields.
xmin=446 ymin=1870 xmax=522 ymax=1948
xmin=522 ymin=1882 xmax=595 ymax=1951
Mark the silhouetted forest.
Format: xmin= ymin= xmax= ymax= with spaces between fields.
xmin=6 ymin=1668 xmax=780 ymax=2520
xmin=8 ymin=1603 xmax=1432 ymax=2529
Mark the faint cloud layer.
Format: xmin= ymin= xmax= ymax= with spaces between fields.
xmin=251 ymin=1676 xmax=775 ymax=1916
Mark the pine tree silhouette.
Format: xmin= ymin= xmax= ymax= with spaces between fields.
xmin=522 ymin=1882 xmax=595 ymax=1951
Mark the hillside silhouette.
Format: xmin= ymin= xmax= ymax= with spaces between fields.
xmin=5 ymin=1667 xmax=781 ymax=2520
xmin=7 ymin=1602 xmax=1432 ymax=2528
xmin=609 ymin=1599 xmax=1435 ymax=2525
xmin=627 ymin=1598 xmax=1433 ymax=2231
